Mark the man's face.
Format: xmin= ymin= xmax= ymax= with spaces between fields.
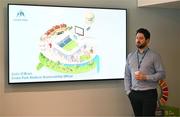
xmin=135 ymin=33 xmax=149 ymax=49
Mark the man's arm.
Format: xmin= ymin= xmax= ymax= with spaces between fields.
xmin=146 ymin=53 xmax=166 ymax=81
xmin=124 ymin=57 xmax=132 ymax=95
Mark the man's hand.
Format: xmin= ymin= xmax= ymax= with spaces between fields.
xmin=135 ymin=71 xmax=147 ymax=80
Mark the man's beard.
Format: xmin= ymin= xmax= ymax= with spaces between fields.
xmin=136 ymin=42 xmax=146 ymax=49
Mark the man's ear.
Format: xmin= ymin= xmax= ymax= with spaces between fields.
xmin=147 ymin=38 xmax=150 ymax=43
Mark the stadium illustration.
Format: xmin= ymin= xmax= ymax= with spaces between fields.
xmin=36 ymin=13 xmax=99 ymax=74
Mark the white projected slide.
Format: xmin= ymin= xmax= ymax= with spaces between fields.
xmin=8 ymin=4 xmax=127 ymax=83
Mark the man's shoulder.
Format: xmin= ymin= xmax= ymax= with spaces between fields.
xmin=127 ymin=50 xmax=137 ymax=59
xmin=148 ymin=49 xmax=161 ymax=56
xmin=128 ymin=50 xmax=136 ymax=56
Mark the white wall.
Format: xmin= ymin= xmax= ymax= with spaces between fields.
xmin=0 ymin=0 xmax=180 ymax=116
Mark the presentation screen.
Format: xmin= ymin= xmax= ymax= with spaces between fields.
xmin=8 ymin=4 xmax=127 ymax=83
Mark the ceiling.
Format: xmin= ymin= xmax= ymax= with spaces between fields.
xmin=138 ymin=0 xmax=180 ymax=9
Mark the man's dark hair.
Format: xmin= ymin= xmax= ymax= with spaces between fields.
xmin=136 ymin=28 xmax=150 ymax=40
